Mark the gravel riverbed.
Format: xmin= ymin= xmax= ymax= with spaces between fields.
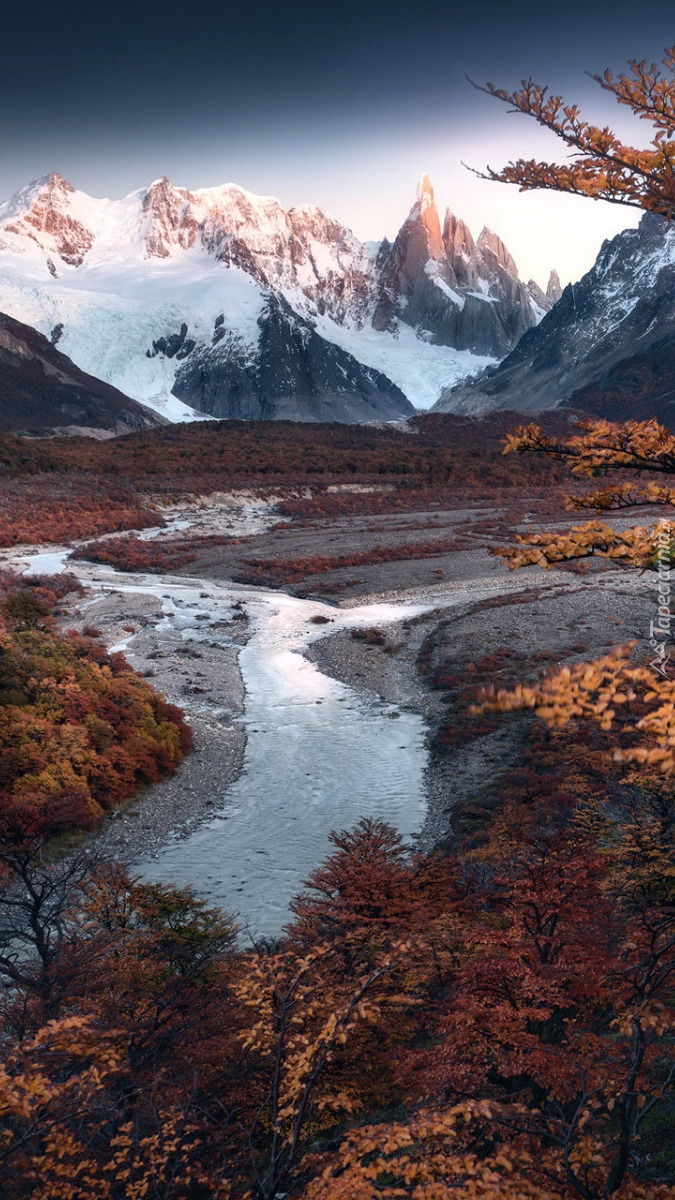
xmin=7 ymin=498 xmax=658 ymax=881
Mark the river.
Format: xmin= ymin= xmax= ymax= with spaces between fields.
xmin=14 ymin=502 xmax=567 ymax=938
xmin=16 ymin=525 xmax=430 ymax=938
xmin=140 ymin=587 xmax=429 ymax=938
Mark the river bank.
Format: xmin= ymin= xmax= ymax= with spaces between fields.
xmin=305 ymin=567 xmax=654 ymax=852
xmin=7 ymin=535 xmax=433 ymax=933
xmin=62 ymin=581 xmax=249 ymax=864
xmin=5 ymin=495 xmax=656 ymax=934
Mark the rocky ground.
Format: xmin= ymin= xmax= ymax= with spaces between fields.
xmin=305 ymin=566 xmax=653 ymax=849
xmin=181 ymin=505 xmax=511 ymax=599
xmin=55 ymin=579 xmax=250 ymax=864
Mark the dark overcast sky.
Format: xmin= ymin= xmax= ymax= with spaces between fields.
xmin=2 ymin=0 xmax=674 ymax=282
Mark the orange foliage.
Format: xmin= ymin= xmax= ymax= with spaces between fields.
xmin=476 ymin=46 xmax=675 ymax=218
xmin=494 ymin=419 xmax=675 ymax=570
xmin=0 ymin=477 xmax=160 ymax=547
xmin=75 ymin=533 xmax=198 ymax=573
xmin=0 ymin=572 xmax=191 ymax=834
xmin=0 ymin=789 xmax=672 ymax=1199
xmin=75 ymin=531 xmax=248 ymax=574
xmin=474 ymin=641 xmax=675 ymax=774
xmin=0 ymin=1017 xmax=225 ymax=1200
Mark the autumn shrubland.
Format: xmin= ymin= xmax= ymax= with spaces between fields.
xmin=0 ymin=569 xmax=191 ymax=838
xmin=0 ymin=474 xmax=163 ymax=547
xmin=232 ymin=534 xmax=472 ymax=587
xmin=0 ymin=748 xmax=671 ymax=1198
xmin=0 ymin=413 xmax=574 ymax=547
xmin=72 ymin=531 xmax=250 ymax=574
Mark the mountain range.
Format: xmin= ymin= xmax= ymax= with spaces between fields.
xmin=434 ymin=213 xmax=675 ymax=424
xmin=0 ymin=172 xmax=556 ymax=427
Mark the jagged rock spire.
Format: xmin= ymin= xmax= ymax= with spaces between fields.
xmin=416 ymin=173 xmax=435 ymax=205
xmin=373 ymin=179 xmax=558 ymax=355
xmin=477 ymin=227 xmax=519 ymax=279
xmin=547 ymin=269 xmax=563 ymax=304
xmin=410 ymin=173 xmax=445 ymax=260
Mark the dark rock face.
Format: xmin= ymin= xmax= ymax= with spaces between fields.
xmin=172 ymin=295 xmax=414 ymax=423
xmin=0 ymin=312 xmax=164 ymax=437
xmin=433 ymin=214 xmax=675 ymax=420
xmin=147 ymin=323 xmax=196 ymax=360
xmin=372 ymin=176 xmax=549 ymax=356
xmin=568 ymin=332 xmax=675 ymax=425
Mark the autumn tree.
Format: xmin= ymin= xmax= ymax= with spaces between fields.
xmin=407 ymin=787 xmax=674 ymax=1198
xmin=288 ymin=817 xmax=458 ymax=952
xmin=451 ymin=56 xmax=675 ymax=1185
xmin=474 ymin=45 xmax=675 ymax=218
xmin=469 ymin=46 xmax=675 ymax=568
xmin=490 ymin=419 xmax=675 ymax=571
xmin=0 ymin=1015 xmax=228 ymax=1200
xmin=230 ymin=934 xmax=421 ymax=1200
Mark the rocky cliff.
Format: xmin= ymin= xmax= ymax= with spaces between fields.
xmin=373 ymin=175 xmax=557 ymax=356
xmin=433 ymin=214 xmax=675 ymax=423
xmin=0 ymin=172 xmax=556 ymax=422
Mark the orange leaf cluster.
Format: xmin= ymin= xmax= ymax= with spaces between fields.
xmin=474 ymin=642 xmax=675 ymax=771
xmin=495 ymin=518 xmax=666 ymax=570
xmin=496 ymin=420 xmax=675 ymax=570
xmin=475 ymin=47 xmax=675 ymax=218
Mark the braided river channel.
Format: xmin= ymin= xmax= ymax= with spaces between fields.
xmin=20 ymin=526 xmax=430 ymax=938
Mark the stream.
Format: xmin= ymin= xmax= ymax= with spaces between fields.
xmin=16 ymin=521 xmax=430 ymax=938
xmin=15 ymin=503 xmax=566 ymax=937
xmin=140 ymin=588 xmax=429 ymax=938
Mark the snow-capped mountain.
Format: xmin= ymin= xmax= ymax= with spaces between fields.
xmin=433 ymin=214 xmax=675 ymax=423
xmin=373 ymin=175 xmax=559 ymax=357
xmin=0 ymin=172 xmax=556 ymax=423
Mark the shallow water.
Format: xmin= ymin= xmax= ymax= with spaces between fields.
xmin=14 ymin=539 xmax=429 ymax=938
xmin=139 ymin=589 xmax=429 ymax=938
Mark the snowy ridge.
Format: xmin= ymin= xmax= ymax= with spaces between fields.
xmin=433 ymin=213 xmax=675 ymax=418
xmin=0 ymin=172 xmax=557 ymax=422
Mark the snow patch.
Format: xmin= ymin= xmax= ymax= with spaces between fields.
xmin=314 ymin=314 xmax=495 ymax=409
xmin=466 ymin=291 xmax=499 ymax=305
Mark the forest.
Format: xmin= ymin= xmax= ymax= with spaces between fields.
xmin=0 ymin=693 xmax=671 ymax=1200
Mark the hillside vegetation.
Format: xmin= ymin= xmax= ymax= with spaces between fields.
xmin=0 ymin=414 xmax=572 ymax=546
xmin=0 ymin=570 xmax=191 ymax=838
